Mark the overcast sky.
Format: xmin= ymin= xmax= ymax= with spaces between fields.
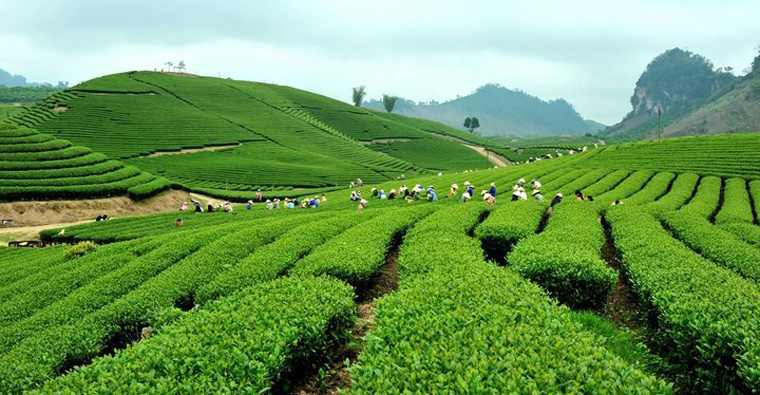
xmin=1 ymin=0 xmax=758 ymax=124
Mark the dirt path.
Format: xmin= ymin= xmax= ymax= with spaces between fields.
xmin=141 ymin=143 xmax=241 ymax=158
xmin=462 ymin=144 xmax=512 ymax=167
xmin=0 ymin=190 xmax=221 ymax=228
xmin=357 ymin=138 xmax=411 ymax=146
xmin=432 ymin=133 xmax=512 ymax=167
xmin=0 ymin=220 xmax=92 ymax=246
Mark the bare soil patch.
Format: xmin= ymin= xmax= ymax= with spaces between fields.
xmin=0 ymin=190 xmax=208 ymax=229
xmin=600 ymin=215 xmax=643 ymax=329
xmin=141 ymin=143 xmax=241 ymax=158
xmin=357 ymin=138 xmax=411 ymax=145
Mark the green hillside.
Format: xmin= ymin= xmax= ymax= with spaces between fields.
xmin=6 ymin=133 xmax=760 ymax=392
xmin=10 ymin=72 xmax=501 ymax=197
xmin=0 ymin=123 xmax=168 ymax=201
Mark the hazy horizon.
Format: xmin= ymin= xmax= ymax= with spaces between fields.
xmin=2 ymin=0 xmax=758 ymax=124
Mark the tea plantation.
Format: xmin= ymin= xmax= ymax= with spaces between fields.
xmin=8 ymin=72 xmax=501 ymax=197
xmin=2 ymin=129 xmax=760 ymax=393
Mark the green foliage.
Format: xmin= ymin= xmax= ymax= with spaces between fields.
xmin=0 ymin=86 xmax=61 ymax=103
xmin=32 ymin=276 xmax=355 ymax=394
xmin=352 ymin=85 xmax=366 ymax=107
xmin=624 ymin=172 xmax=675 ymax=205
xmin=290 ymin=205 xmax=434 ymax=286
xmin=583 ymin=135 xmax=760 ymax=179
xmin=351 ymin=202 xmax=669 ymax=393
xmin=719 ymin=222 xmax=760 ymax=248
xmin=662 ymin=211 xmax=760 ymax=282
xmin=569 ymin=311 xmax=658 ymax=371
xmin=680 ymin=176 xmax=721 ymax=219
xmin=646 ymin=173 xmax=700 ymax=214
xmin=475 ymin=201 xmax=545 ymax=262
xmin=396 ymin=204 xmax=490 ymax=282
xmin=366 ymin=137 xmax=487 ymax=171
xmin=715 ymin=178 xmax=754 ymax=224
xmin=0 ymin=125 xmax=165 ymax=200
xmin=64 ymin=241 xmax=97 ymax=260
xmin=196 ymin=211 xmax=371 ymax=305
xmin=463 ymin=116 xmax=480 ymax=133
xmin=0 ymin=216 xmax=310 ymax=392
xmin=509 ymin=201 xmax=617 ymax=311
xmin=607 ymin=206 xmax=760 ymax=392
xmin=382 ymin=94 xmax=397 ymax=112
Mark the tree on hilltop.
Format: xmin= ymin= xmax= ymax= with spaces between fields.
xmin=352 ymin=86 xmax=366 ymax=107
xmin=178 ymin=61 xmax=186 ymax=73
xmin=382 ymin=94 xmax=398 ymax=113
xmin=165 ymin=62 xmax=173 ymax=72
xmin=464 ymin=116 xmax=480 ymax=133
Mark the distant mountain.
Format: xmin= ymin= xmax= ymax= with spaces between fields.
xmin=365 ymin=84 xmax=599 ymax=137
xmin=584 ymin=119 xmax=606 ymax=132
xmin=0 ymin=69 xmax=32 ymax=87
xmin=0 ymin=68 xmax=68 ymax=88
xmin=601 ymin=48 xmax=745 ymax=140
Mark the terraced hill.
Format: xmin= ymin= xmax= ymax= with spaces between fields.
xmin=0 ymin=123 xmax=168 ymax=201
xmin=4 ymin=132 xmax=760 ymax=392
xmin=10 ymin=72 xmax=504 ymax=198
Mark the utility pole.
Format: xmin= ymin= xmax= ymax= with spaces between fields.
xmin=658 ymin=108 xmax=662 ymax=141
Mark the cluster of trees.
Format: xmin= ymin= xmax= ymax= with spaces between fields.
xmin=0 ymin=86 xmax=62 ymax=103
xmin=352 ymin=86 xmax=483 ymax=133
xmin=351 ymin=86 xmax=398 ymax=113
xmin=164 ymin=61 xmax=187 ymax=73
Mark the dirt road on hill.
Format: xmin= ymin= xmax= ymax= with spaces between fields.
xmin=462 ymin=144 xmax=512 ymax=167
xmin=433 ymin=134 xmax=512 ymax=167
xmin=0 ymin=190 xmax=222 ymax=229
xmin=0 ymin=221 xmax=92 ymax=245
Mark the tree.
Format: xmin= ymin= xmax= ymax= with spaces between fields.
xmin=178 ymin=61 xmax=186 ymax=73
xmin=463 ymin=116 xmax=480 ymax=133
xmin=165 ymin=62 xmax=173 ymax=72
xmin=352 ymin=86 xmax=366 ymax=107
xmin=382 ymin=94 xmax=398 ymax=113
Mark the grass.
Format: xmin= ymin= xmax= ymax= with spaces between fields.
xmin=569 ymin=311 xmax=658 ymax=372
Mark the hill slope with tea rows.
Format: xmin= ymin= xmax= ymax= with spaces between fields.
xmin=3 ymin=133 xmax=760 ymax=393
xmin=9 ymin=72 xmax=503 ymax=197
xmin=0 ymin=123 xmax=169 ymax=201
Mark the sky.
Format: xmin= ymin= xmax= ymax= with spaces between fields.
xmin=1 ymin=0 xmax=758 ymax=125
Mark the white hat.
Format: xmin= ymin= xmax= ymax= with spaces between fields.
xmin=464 ymin=181 xmax=471 ymax=186
xmin=557 ymin=193 xmax=563 ymax=198
xmin=247 ymin=200 xmax=253 ymax=204
xmin=451 ymin=184 xmax=458 ymax=189
xmin=518 ymin=178 xmax=526 ymax=183
xmin=491 ymin=182 xmax=495 ymax=186
xmin=532 ymin=189 xmax=540 ymax=195
xmin=266 ymin=199 xmax=271 ymax=203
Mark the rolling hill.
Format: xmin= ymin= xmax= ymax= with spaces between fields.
xmin=365 ymin=83 xmax=601 ymax=137
xmin=0 ymin=123 xmax=169 ymax=201
xmin=5 ymin=132 xmax=760 ymax=393
xmin=602 ymin=48 xmax=760 ymax=140
xmin=9 ymin=71 xmax=513 ymax=200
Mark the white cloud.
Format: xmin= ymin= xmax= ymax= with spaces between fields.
xmin=1 ymin=0 xmax=759 ymax=124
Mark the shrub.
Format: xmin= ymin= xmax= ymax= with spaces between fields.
xmin=607 ymin=205 xmax=760 ymax=392
xmin=64 ymin=241 xmax=97 ymax=260
xmin=31 ymin=276 xmax=355 ymax=394
xmin=508 ymin=201 xmax=617 ymax=311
